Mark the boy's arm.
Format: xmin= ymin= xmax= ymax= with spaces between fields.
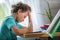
xmin=11 ymin=26 xmax=28 ymax=36
xmin=11 ymin=14 xmax=33 ymax=36
xmin=28 ymin=13 xmax=33 ymax=32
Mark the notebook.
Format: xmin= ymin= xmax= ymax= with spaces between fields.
xmin=42 ymin=10 xmax=60 ymax=38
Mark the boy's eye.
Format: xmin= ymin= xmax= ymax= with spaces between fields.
xmin=24 ymin=16 xmax=26 ymax=18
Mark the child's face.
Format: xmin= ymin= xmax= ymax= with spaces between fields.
xmin=17 ymin=10 xmax=30 ymax=22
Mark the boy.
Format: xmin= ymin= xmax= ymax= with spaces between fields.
xmin=0 ymin=2 xmax=32 ymax=40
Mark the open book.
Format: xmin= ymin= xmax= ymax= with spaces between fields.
xmin=43 ymin=10 xmax=60 ymax=38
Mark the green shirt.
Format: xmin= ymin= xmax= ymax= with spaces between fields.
xmin=0 ymin=15 xmax=22 ymax=40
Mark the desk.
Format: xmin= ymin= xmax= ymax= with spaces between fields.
xmin=21 ymin=32 xmax=60 ymax=40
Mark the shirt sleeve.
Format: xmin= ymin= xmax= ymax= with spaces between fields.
xmin=6 ymin=18 xmax=16 ymax=30
xmin=6 ymin=18 xmax=22 ymax=30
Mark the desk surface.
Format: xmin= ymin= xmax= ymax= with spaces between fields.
xmin=21 ymin=32 xmax=60 ymax=38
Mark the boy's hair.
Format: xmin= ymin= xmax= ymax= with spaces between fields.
xmin=11 ymin=2 xmax=31 ymax=13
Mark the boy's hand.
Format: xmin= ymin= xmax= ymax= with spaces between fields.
xmin=19 ymin=27 xmax=28 ymax=34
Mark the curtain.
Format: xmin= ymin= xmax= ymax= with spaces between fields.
xmin=0 ymin=0 xmax=10 ymax=25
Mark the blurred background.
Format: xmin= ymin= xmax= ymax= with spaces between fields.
xmin=0 ymin=0 xmax=60 ymax=32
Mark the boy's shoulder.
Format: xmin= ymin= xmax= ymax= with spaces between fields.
xmin=4 ymin=15 xmax=13 ymax=21
xmin=2 ymin=15 xmax=14 ymax=23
